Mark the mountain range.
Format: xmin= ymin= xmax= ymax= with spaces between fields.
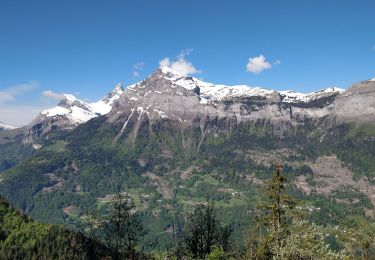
xmin=0 ymin=67 xmax=374 ymax=249
xmin=3 ymin=67 xmax=375 ymax=146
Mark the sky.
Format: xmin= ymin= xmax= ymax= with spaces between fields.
xmin=0 ymin=0 xmax=375 ymax=126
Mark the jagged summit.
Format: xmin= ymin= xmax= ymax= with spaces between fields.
xmin=130 ymin=67 xmax=343 ymax=106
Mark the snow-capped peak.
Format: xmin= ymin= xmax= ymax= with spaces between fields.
xmin=0 ymin=122 xmax=16 ymax=130
xmin=63 ymin=94 xmax=78 ymax=103
xmin=41 ymin=94 xmax=94 ymax=124
xmin=369 ymin=78 xmax=375 ymax=82
xmin=40 ymin=84 xmax=124 ymax=124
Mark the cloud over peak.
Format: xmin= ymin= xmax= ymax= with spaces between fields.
xmin=159 ymin=49 xmax=200 ymax=75
xmin=246 ymin=55 xmax=273 ymax=74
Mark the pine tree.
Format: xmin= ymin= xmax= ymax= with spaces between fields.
xmin=247 ymin=162 xmax=297 ymax=259
xmin=183 ymin=202 xmax=232 ymax=259
xmin=260 ymin=162 xmax=297 ymax=228
xmin=99 ymin=192 xmax=144 ymax=259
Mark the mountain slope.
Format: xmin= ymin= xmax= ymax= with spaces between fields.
xmin=0 ymin=196 xmax=108 ymax=259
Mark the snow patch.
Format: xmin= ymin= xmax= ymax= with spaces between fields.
xmin=280 ymin=87 xmax=344 ymax=103
xmin=42 ymin=106 xmax=70 ymax=117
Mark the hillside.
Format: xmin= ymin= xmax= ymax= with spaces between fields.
xmin=0 ymin=196 xmax=108 ymax=259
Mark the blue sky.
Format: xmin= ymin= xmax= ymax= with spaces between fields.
xmin=1 ymin=0 xmax=375 ymax=126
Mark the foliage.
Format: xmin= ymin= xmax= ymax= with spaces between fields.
xmin=182 ymin=202 xmax=232 ymax=259
xmin=268 ymin=219 xmax=345 ymax=259
xmin=0 ymin=196 xmax=109 ymax=259
xmin=98 ymin=192 xmax=145 ymax=259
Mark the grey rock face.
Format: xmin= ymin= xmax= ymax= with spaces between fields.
xmin=105 ymin=68 xmax=375 ymax=144
xmin=109 ymin=69 xmax=352 ymax=126
xmin=332 ymin=80 xmax=375 ymax=123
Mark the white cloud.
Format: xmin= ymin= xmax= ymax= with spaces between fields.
xmin=132 ymin=62 xmax=144 ymax=77
xmin=159 ymin=49 xmax=200 ymax=75
xmin=42 ymin=90 xmax=65 ymax=100
xmin=274 ymin=60 xmax=281 ymax=65
xmin=0 ymin=81 xmax=38 ymax=104
xmin=246 ymin=55 xmax=272 ymax=74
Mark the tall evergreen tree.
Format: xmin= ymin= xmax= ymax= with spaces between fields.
xmin=260 ymin=162 xmax=297 ymax=228
xmin=183 ymin=202 xmax=232 ymax=259
xmin=99 ymin=192 xmax=144 ymax=259
xmin=247 ymin=162 xmax=297 ymax=259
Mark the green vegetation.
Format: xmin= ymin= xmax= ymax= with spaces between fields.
xmin=181 ymin=202 xmax=232 ymax=259
xmin=0 ymin=196 xmax=109 ymax=259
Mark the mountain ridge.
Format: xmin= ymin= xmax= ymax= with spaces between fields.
xmin=17 ymin=67 xmax=375 ymax=145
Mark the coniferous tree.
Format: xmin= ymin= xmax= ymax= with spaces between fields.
xmin=99 ymin=192 xmax=144 ymax=259
xmin=247 ymin=162 xmax=297 ymax=259
xmin=183 ymin=202 xmax=232 ymax=259
xmin=260 ymin=162 xmax=297 ymax=228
